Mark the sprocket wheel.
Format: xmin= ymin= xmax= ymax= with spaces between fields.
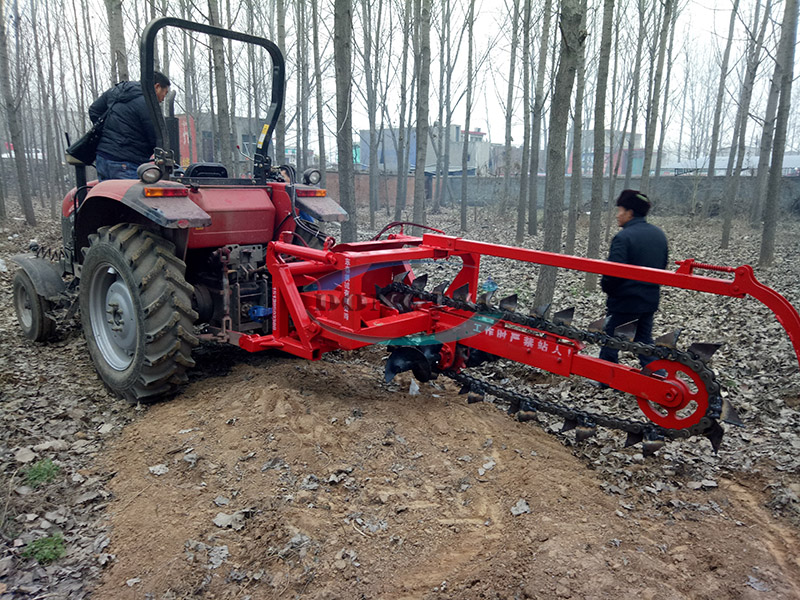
xmin=80 ymin=224 xmax=198 ymax=402
xmin=636 ymin=359 xmax=709 ymax=429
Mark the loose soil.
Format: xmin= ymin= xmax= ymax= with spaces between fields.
xmin=2 ymin=204 xmax=800 ymax=600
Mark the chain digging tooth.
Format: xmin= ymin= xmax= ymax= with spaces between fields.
xmin=477 ymin=291 xmax=495 ymax=309
xmin=411 ymin=274 xmax=428 ymax=291
xmin=720 ymin=398 xmax=744 ymax=427
xmin=453 ymin=283 xmax=471 ymax=302
xmin=553 ymin=307 xmax=575 ymax=326
xmin=575 ymin=424 xmax=596 ymax=442
xmin=507 ymin=397 xmax=521 ymax=415
xmin=704 ymin=420 xmax=725 ymax=453
xmin=393 ymin=271 xmax=410 ymax=284
xmin=458 ymin=382 xmax=471 ymax=395
xmin=467 ymin=391 xmax=484 ymax=404
xmin=614 ymin=320 xmax=638 ymax=341
xmin=687 ymin=342 xmax=723 ymax=362
xmin=624 ymin=431 xmax=644 ymax=448
xmin=531 ymin=302 xmax=551 ymax=318
xmin=561 ymin=418 xmax=577 ymax=433
xmin=655 ymin=328 xmax=682 ymax=348
xmin=517 ymin=411 xmax=537 ymax=422
xmin=432 ymin=281 xmax=449 ymax=295
xmin=587 ymin=316 xmax=607 ymax=333
xmin=642 ymin=433 xmax=666 ymax=457
xmin=499 ymin=294 xmax=518 ymax=312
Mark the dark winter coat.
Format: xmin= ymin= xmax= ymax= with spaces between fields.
xmin=601 ymin=217 xmax=669 ymax=314
xmin=89 ymin=81 xmax=157 ymax=165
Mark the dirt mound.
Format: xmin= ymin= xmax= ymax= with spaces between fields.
xmin=91 ymin=349 xmax=800 ymax=599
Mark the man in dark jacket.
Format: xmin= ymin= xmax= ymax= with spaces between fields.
xmin=89 ymin=72 xmax=170 ymax=180
xmin=600 ymin=189 xmax=668 ymax=368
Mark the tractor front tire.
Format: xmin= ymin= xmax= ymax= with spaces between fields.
xmin=80 ymin=224 xmax=198 ymax=402
xmin=13 ymin=269 xmax=56 ymax=342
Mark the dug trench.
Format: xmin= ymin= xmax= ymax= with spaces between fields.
xmin=86 ymin=345 xmax=800 ymax=600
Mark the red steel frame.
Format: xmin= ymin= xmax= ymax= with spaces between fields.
xmin=233 ymin=232 xmax=800 ymax=423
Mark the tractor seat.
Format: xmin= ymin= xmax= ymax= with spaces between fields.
xmin=184 ymin=163 xmax=228 ymax=178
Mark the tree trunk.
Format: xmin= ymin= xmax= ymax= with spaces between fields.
xmin=461 ymin=0 xmax=475 ymax=232
xmin=515 ymin=0 xmax=532 ymax=244
xmin=361 ymin=0 xmax=380 ymax=229
xmin=503 ymin=0 xmax=521 ymax=207
xmin=759 ymin=0 xmax=797 ymax=266
xmin=104 ymin=0 xmax=128 ymax=83
xmin=208 ymin=0 xmax=232 ymax=167
xmin=394 ymin=0 xmax=413 ymax=221
xmin=706 ymin=0 xmax=740 ymax=187
xmin=535 ymin=0 xmax=583 ymax=309
xmin=527 ymin=0 xmax=553 ymax=236
xmin=584 ymin=0 xmax=614 ymax=289
xmin=312 ymin=0 xmax=327 ymax=187
xmin=334 ymin=0 xmax=357 ymax=242
xmin=565 ymin=0 xmax=587 ymax=256
xmin=0 ymin=0 xmax=35 ymax=225
xmin=275 ymin=0 xmax=286 ymax=165
xmin=654 ymin=2 xmax=679 ymax=184
xmin=639 ymin=0 xmax=673 ymax=193
xmin=412 ymin=0 xmax=432 ymax=230
xmin=623 ymin=1 xmax=645 ymax=189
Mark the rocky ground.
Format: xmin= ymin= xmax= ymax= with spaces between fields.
xmin=1 ymin=200 xmax=799 ymax=599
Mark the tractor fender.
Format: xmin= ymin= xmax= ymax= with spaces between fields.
xmin=65 ymin=179 xmax=212 ymax=229
xmin=10 ymin=255 xmax=67 ymax=301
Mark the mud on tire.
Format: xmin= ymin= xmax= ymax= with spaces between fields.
xmin=80 ymin=224 xmax=198 ymax=402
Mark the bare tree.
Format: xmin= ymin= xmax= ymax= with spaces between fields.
xmin=706 ymin=0 xmax=741 ymax=183
xmin=412 ymin=0 xmax=432 ymax=229
xmin=105 ymin=0 xmax=129 ymax=83
xmin=502 ymin=0 xmax=520 ymax=205
xmin=0 ymin=0 xmax=35 ymax=225
xmin=722 ymin=0 xmax=770 ymax=247
xmin=393 ymin=0 xmax=414 ymax=222
xmin=564 ymin=0 xmax=587 ymax=256
xmin=623 ymin=0 xmax=646 ymax=189
xmin=535 ymin=0 xmax=584 ymax=309
xmin=334 ymin=0 xmax=357 ymax=242
xmin=759 ymin=0 xmax=797 ymax=266
xmin=275 ymin=0 xmax=286 ymax=165
xmin=208 ymin=0 xmax=233 ymax=167
xmin=460 ymin=0 xmax=475 ymax=232
xmin=639 ymin=0 xmax=674 ymax=192
xmin=584 ymin=0 xmax=614 ymax=289
xmin=311 ymin=0 xmax=327 ymax=188
xmin=515 ymin=0 xmax=532 ymax=244
xmin=527 ymin=0 xmax=553 ymax=236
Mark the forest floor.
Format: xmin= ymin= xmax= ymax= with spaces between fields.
xmin=1 ymin=201 xmax=800 ymax=600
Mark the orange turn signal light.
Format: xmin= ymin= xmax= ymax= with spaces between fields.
xmin=144 ymin=186 xmax=189 ymax=197
xmin=295 ymin=188 xmax=326 ymax=197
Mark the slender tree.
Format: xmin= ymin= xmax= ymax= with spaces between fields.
xmin=535 ymin=0 xmax=584 ymax=308
xmin=0 ymin=0 xmax=35 ymax=225
xmin=515 ymin=0 xmax=532 ymax=243
xmin=759 ymin=0 xmax=797 ymax=266
xmin=527 ymin=0 xmax=553 ymax=236
xmin=460 ymin=0 xmax=475 ymax=232
xmin=585 ymin=0 xmax=614 ymax=289
xmin=311 ymin=0 xmax=326 ymax=187
xmin=502 ymin=0 xmax=521 ymax=205
xmin=105 ymin=0 xmax=129 ymax=84
xmin=334 ymin=0 xmax=357 ymax=242
xmin=706 ymin=0 xmax=741 ymax=183
xmin=412 ymin=0 xmax=432 ymax=229
xmin=639 ymin=0 xmax=674 ymax=192
xmin=564 ymin=0 xmax=587 ymax=256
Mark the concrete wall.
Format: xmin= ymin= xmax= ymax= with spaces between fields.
xmin=324 ymin=172 xmax=800 ymax=216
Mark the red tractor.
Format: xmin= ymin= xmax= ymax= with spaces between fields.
xmin=11 ymin=18 xmax=800 ymax=454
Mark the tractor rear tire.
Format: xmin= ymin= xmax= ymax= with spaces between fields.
xmin=13 ymin=269 xmax=56 ymax=342
xmin=80 ymin=224 xmax=198 ymax=402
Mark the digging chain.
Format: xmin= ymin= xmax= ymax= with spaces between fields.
xmin=383 ymin=282 xmax=722 ymax=440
